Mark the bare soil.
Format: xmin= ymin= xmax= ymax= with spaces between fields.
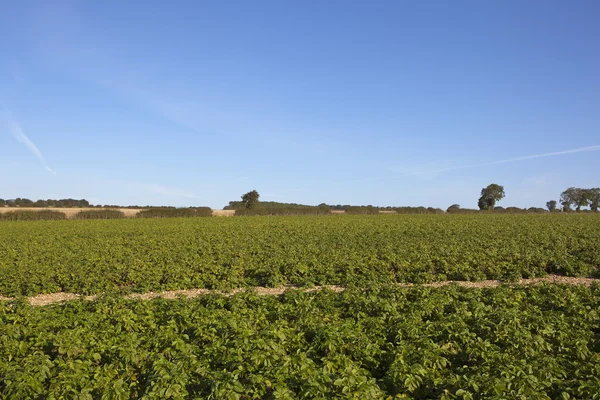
xmin=1 ymin=276 xmax=596 ymax=306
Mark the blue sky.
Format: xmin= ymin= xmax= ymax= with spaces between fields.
xmin=1 ymin=0 xmax=599 ymax=209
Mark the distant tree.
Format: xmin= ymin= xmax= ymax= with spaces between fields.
xmin=587 ymin=188 xmax=600 ymax=212
xmin=33 ymin=199 xmax=48 ymax=207
xmin=478 ymin=184 xmax=505 ymax=211
xmin=477 ymin=197 xmax=487 ymax=211
xmin=560 ymin=187 xmax=575 ymax=211
xmin=0 ymin=199 xmax=5 ymax=207
xmin=317 ymin=203 xmax=331 ymax=212
xmin=528 ymin=207 xmax=547 ymax=213
xmin=573 ymin=189 xmax=590 ymax=211
xmin=560 ymin=187 xmax=589 ymax=211
xmin=446 ymin=204 xmax=461 ymax=213
xmin=241 ymin=190 xmax=260 ymax=209
xmin=14 ymin=198 xmax=34 ymax=207
xmin=546 ymin=200 xmax=557 ymax=212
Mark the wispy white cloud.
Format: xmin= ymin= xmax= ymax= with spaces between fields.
xmin=434 ymin=145 xmax=600 ymax=173
xmin=385 ymin=145 xmax=600 ymax=182
xmin=5 ymin=118 xmax=57 ymax=175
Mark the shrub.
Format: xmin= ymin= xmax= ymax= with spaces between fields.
xmin=74 ymin=210 xmax=125 ymax=219
xmin=447 ymin=208 xmax=480 ymax=214
xmin=395 ymin=206 xmax=444 ymax=214
xmin=0 ymin=210 xmax=67 ymax=221
xmin=345 ymin=206 xmax=379 ymax=214
xmin=235 ymin=205 xmax=331 ymax=216
xmin=136 ymin=207 xmax=213 ymax=218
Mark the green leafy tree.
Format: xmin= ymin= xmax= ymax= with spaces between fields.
xmin=560 ymin=187 xmax=576 ymax=211
xmin=241 ymin=190 xmax=260 ymax=209
xmin=446 ymin=204 xmax=461 ymax=213
xmin=587 ymin=188 xmax=600 ymax=212
xmin=561 ymin=187 xmax=589 ymax=211
xmin=546 ymin=200 xmax=557 ymax=212
xmin=573 ymin=188 xmax=590 ymax=211
xmin=478 ymin=184 xmax=505 ymax=211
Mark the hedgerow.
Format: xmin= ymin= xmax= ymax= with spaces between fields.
xmin=73 ymin=210 xmax=125 ymax=219
xmin=136 ymin=207 xmax=212 ymax=218
xmin=394 ymin=206 xmax=444 ymax=214
xmin=235 ymin=204 xmax=330 ymax=216
xmin=0 ymin=210 xmax=67 ymax=221
xmin=345 ymin=206 xmax=380 ymax=214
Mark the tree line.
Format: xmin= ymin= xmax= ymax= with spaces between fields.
xmin=555 ymin=187 xmax=600 ymax=212
xmin=228 ymin=191 xmax=331 ymax=215
xmin=454 ymin=184 xmax=599 ymax=213
xmin=0 ymin=198 xmax=91 ymax=208
xmin=0 ymin=198 xmax=183 ymax=209
xmin=232 ymin=185 xmax=600 ymax=216
xmin=4 ymin=185 xmax=599 ymax=214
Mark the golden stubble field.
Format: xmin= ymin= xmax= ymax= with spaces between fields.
xmin=0 ymin=207 xmax=142 ymax=218
xmin=0 ymin=207 xmax=240 ymax=218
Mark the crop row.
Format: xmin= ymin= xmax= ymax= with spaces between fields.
xmin=1 ymin=284 xmax=599 ymax=399
xmin=0 ymin=214 xmax=599 ymax=297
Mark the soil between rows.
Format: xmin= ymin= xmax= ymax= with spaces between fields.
xmin=0 ymin=275 xmax=597 ymax=306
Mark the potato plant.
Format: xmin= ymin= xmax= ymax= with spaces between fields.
xmin=1 ymin=284 xmax=598 ymax=399
xmin=0 ymin=214 xmax=599 ymax=296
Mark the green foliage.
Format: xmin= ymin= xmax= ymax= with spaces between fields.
xmin=586 ymin=188 xmax=600 ymax=212
xmin=560 ymin=187 xmax=600 ymax=212
xmin=226 ymin=200 xmax=328 ymax=210
xmin=395 ymin=206 xmax=444 ymax=214
xmin=478 ymin=184 xmax=505 ymax=211
xmin=235 ymin=204 xmax=331 ymax=216
xmin=447 ymin=207 xmax=480 ymax=214
xmin=136 ymin=207 xmax=212 ymax=218
xmin=73 ymin=210 xmax=125 ymax=220
xmin=2 ymin=198 xmax=90 ymax=207
xmin=345 ymin=206 xmax=380 ymax=214
xmin=491 ymin=206 xmax=548 ymax=214
xmin=546 ymin=200 xmax=557 ymax=212
xmin=448 ymin=206 xmax=548 ymax=215
xmin=0 ymin=215 xmax=599 ymax=296
xmin=241 ymin=190 xmax=260 ymax=209
xmin=1 ymin=284 xmax=599 ymax=398
xmin=225 ymin=199 xmax=331 ymax=215
xmin=447 ymin=204 xmax=461 ymax=213
xmin=561 ymin=188 xmax=577 ymax=211
xmin=0 ymin=210 xmax=67 ymax=221
xmin=326 ymin=205 xmax=444 ymax=214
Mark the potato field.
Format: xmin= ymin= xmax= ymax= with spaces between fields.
xmin=1 ymin=214 xmax=599 ymax=399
